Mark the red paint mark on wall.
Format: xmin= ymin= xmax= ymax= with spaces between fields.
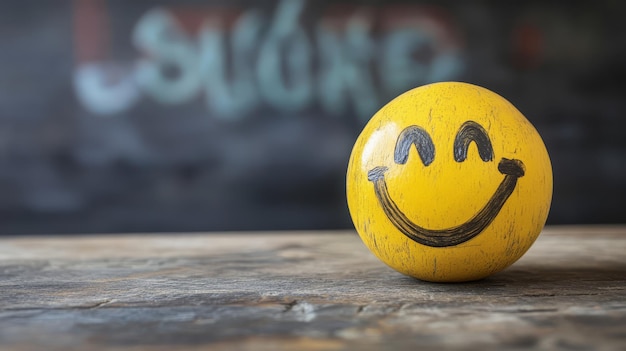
xmin=73 ymin=0 xmax=111 ymax=63
xmin=512 ymin=22 xmax=544 ymax=69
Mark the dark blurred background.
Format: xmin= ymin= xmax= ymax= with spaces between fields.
xmin=0 ymin=0 xmax=624 ymax=235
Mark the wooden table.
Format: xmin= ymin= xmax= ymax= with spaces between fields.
xmin=0 ymin=226 xmax=624 ymax=351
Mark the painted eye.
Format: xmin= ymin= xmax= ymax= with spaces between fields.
xmin=394 ymin=125 xmax=435 ymax=166
xmin=453 ymin=121 xmax=494 ymax=162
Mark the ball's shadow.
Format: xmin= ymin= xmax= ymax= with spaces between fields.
xmin=485 ymin=263 xmax=626 ymax=285
xmin=398 ymin=261 xmax=626 ymax=290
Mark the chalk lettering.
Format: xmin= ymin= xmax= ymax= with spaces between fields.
xmin=257 ymin=0 xmax=313 ymax=111
xmin=199 ymin=12 xmax=261 ymax=118
xmin=73 ymin=0 xmax=465 ymax=120
xmin=317 ymin=15 xmax=380 ymax=118
xmin=133 ymin=8 xmax=202 ymax=104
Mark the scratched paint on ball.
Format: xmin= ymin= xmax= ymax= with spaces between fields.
xmin=347 ymin=82 xmax=552 ymax=282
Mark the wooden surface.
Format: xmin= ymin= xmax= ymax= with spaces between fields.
xmin=0 ymin=226 xmax=624 ymax=351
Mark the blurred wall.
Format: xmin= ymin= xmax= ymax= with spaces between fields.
xmin=0 ymin=0 xmax=624 ymax=234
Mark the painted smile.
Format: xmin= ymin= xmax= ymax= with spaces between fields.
xmin=366 ymin=121 xmax=525 ymax=248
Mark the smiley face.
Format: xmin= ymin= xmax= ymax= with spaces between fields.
xmin=368 ymin=121 xmax=526 ymax=248
xmin=347 ymin=82 xmax=552 ymax=282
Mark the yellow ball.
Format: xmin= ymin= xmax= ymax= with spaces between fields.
xmin=347 ymin=82 xmax=552 ymax=282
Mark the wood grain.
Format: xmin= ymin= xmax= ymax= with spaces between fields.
xmin=0 ymin=226 xmax=624 ymax=350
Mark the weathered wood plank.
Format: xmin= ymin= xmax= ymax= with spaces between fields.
xmin=0 ymin=226 xmax=624 ymax=350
